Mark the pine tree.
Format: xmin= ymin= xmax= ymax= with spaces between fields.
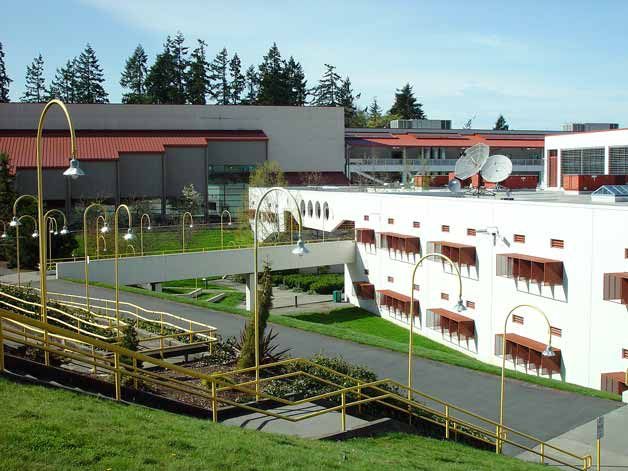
xmin=389 ymin=83 xmax=425 ymax=119
xmin=169 ymin=32 xmax=189 ymax=104
xmin=229 ymin=53 xmax=245 ymax=104
xmin=285 ymin=56 xmax=307 ymax=106
xmin=120 ymin=45 xmax=149 ymax=104
xmin=257 ymin=43 xmax=289 ymax=105
xmin=311 ymin=64 xmax=341 ymax=106
xmin=337 ymin=77 xmax=361 ymax=127
xmin=48 ymin=59 xmax=78 ymax=103
xmin=21 ymin=54 xmax=47 ymax=103
xmin=0 ymin=153 xmax=16 ymax=223
xmin=368 ymin=97 xmax=382 ymax=120
xmin=75 ymin=44 xmax=108 ymax=103
xmin=210 ymin=47 xmax=230 ymax=104
xmin=187 ymin=40 xmax=210 ymax=105
xmin=0 ymin=42 xmax=11 ymax=102
xmin=145 ymin=37 xmax=178 ymax=104
xmin=494 ymin=114 xmax=509 ymax=130
xmin=242 ymin=65 xmax=259 ymax=104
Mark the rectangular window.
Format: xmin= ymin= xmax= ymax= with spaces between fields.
xmin=363 ymin=215 xmax=369 ymax=221
xmin=387 ymin=218 xmax=394 ymax=224
xmin=623 ymin=349 xmax=628 ymax=360
xmin=625 ymin=248 xmax=628 ymax=259
xmin=466 ymin=300 xmax=475 ymax=309
xmin=514 ymin=234 xmax=525 ymax=243
xmin=550 ymin=326 xmax=562 ymax=337
xmin=440 ymin=292 xmax=449 ymax=300
xmin=561 ymin=147 xmax=604 ymax=175
xmin=413 ymin=221 xmax=421 ymax=228
xmin=467 ymin=228 xmax=476 ymax=236
xmin=441 ymin=225 xmax=450 ymax=233
xmin=551 ymin=239 xmax=564 ymax=249
xmin=609 ymin=147 xmax=628 ymax=175
xmin=364 ymin=269 xmax=369 ymax=275
xmin=512 ymin=315 xmax=524 ymax=325
xmin=387 ymin=276 xmax=394 ymax=283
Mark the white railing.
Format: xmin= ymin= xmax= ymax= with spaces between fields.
xmin=349 ymin=159 xmax=544 ymax=167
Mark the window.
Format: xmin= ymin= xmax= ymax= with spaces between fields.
xmin=512 ymin=315 xmax=524 ymax=325
xmin=623 ymin=349 xmax=628 ymax=360
xmin=550 ymin=239 xmax=564 ymax=249
xmin=323 ymin=202 xmax=330 ymax=220
xmin=387 ymin=276 xmax=394 ymax=283
xmin=440 ymin=292 xmax=449 ymax=300
xmin=561 ymin=147 xmax=604 ymax=175
xmin=315 ymin=201 xmax=321 ymax=219
xmin=208 ymin=201 xmax=217 ymax=211
xmin=363 ymin=215 xmax=369 ymax=221
xmin=514 ymin=234 xmax=525 ymax=243
xmin=388 ymin=218 xmax=394 ymax=224
xmin=609 ymin=147 xmax=628 ymax=175
xmin=467 ymin=228 xmax=476 ymax=236
xmin=550 ymin=326 xmax=562 ymax=337
xmin=413 ymin=221 xmax=421 ymax=228
xmin=441 ymin=225 xmax=450 ymax=233
xmin=364 ymin=269 xmax=369 ymax=275
xmin=466 ymin=300 xmax=475 ymax=309
xmin=625 ymin=248 xmax=627 ymax=259
xmin=413 ymin=284 xmax=420 ymax=291
xmin=307 ymin=201 xmax=313 ymax=217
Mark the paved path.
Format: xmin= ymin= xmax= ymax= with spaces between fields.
xmin=8 ymin=277 xmax=625 ymax=459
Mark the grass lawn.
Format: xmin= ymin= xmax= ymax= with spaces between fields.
xmin=0 ymin=377 xmax=545 ymax=471
xmin=63 ymin=279 xmax=619 ymax=401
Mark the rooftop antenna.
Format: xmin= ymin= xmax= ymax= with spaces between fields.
xmin=463 ymin=114 xmax=477 ymax=130
xmin=449 ymin=144 xmax=513 ymax=198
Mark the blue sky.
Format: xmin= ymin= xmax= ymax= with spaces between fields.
xmin=3 ymin=0 xmax=628 ymax=129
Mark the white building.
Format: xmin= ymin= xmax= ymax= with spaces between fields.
xmin=253 ymin=187 xmax=628 ymax=394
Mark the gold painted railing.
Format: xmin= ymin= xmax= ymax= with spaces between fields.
xmin=0 ymin=309 xmax=591 ymax=470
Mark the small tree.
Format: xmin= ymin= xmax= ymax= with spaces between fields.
xmin=0 ymin=153 xmax=16 ymax=223
xmin=181 ymin=183 xmax=202 ymax=213
xmin=120 ymin=319 xmax=142 ymax=367
xmin=494 ymin=114 xmax=509 ymax=131
xmin=249 ymin=161 xmax=286 ymax=187
xmin=238 ymin=260 xmax=273 ymax=368
xmin=389 ymin=83 xmax=425 ymax=119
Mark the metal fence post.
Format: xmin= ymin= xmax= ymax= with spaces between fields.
xmin=211 ymin=380 xmax=218 ymax=423
xmin=445 ymin=405 xmax=450 ymax=439
xmin=0 ymin=317 xmax=4 ymax=372
xmin=495 ymin=425 xmax=501 ymax=454
xmin=341 ymin=392 xmax=347 ymax=432
xmin=540 ymin=442 xmax=545 ymax=465
xmin=113 ymin=352 xmax=121 ymax=401
xmin=357 ymin=382 xmax=362 ymax=414
xmin=132 ymin=357 xmax=138 ymax=390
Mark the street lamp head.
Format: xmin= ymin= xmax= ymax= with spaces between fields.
xmin=291 ymin=238 xmax=308 ymax=257
xmin=63 ymin=158 xmax=86 ymax=180
xmin=454 ymin=298 xmax=466 ymax=312
xmin=100 ymin=224 xmax=110 ymax=234
xmin=31 ymin=229 xmax=39 ymax=238
xmin=1 ymin=232 xmax=7 ymax=239
xmin=123 ymin=228 xmax=134 ymax=241
xmin=189 ymin=224 xmax=193 ymax=229
xmin=60 ymin=226 xmax=69 ymax=235
xmin=54 ymin=231 xmax=59 ymax=236
xmin=9 ymin=216 xmax=20 ymax=227
xmin=542 ymin=346 xmax=555 ymax=357
xmin=147 ymin=225 xmax=152 ymax=231
xmin=228 ymin=221 xmax=232 ymax=226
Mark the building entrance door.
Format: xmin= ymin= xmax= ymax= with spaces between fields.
xmin=548 ymin=150 xmax=558 ymax=187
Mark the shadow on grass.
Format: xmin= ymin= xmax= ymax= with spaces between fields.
xmin=290 ymin=307 xmax=378 ymax=325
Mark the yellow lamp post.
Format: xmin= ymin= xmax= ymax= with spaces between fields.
xmin=407 ymin=253 xmax=465 ymax=399
xmin=497 ymin=304 xmax=554 ymax=454
xmin=220 ymin=209 xmax=232 ymax=249
xmin=83 ymin=203 xmax=106 ymax=314
xmin=46 ymin=217 xmax=57 ymax=267
xmin=33 ymin=99 xmax=86 ymax=365
xmin=11 ymin=214 xmax=40 ymax=286
xmin=114 ymin=204 xmax=133 ymax=332
xmin=43 ymin=208 xmax=69 ymax=271
xmin=11 ymin=194 xmax=38 ymax=286
xmin=252 ymin=187 xmax=308 ymax=396
xmin=0 ymin=221 xmax=7 ymax=240
xmin=95 ymin=214 xmax=110 ymax=259
xmin=97 ymin=234 xmax=107 ymax=255
xmin=126 ymin=244 xmax=136 ymax=256
xmin=140 ymin=213 xmax=151 ymax=256
xmin=181 ymin=211 xmax=193 ymax=252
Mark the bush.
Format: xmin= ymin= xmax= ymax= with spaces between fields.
xmin=281 ymin=273 xmax=343 ymax=294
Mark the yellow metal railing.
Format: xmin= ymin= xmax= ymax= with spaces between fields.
xmin=0 ymin=308 xmax=591 ymax=470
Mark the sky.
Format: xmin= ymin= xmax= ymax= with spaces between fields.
xmin=3 ymin=0 xmax=628 ymax=130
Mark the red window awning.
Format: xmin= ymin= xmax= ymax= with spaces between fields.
xmin=428 ymin=241 xmax=476 ymax=267
xmin=377 ymin=289 xmax=419 ymax=316
xmin=356 ymin=228 xmax=375 ymax=245
xmin=601 ymin=372 xmax=628 ymax=395
xmin=496 ymin=253 xmax=564 ymax=286
xmin=427 ymin=308 xmax=475 ymax=340
xmin=496 ymin=333 xmax=562 ymax=376
xmin=380 ymin=232 xmax=420 ymax=255
xmin=353 ymin=282 xmax=375 ymax=300
xmin=603 ymin=272 xmax=628 ymax=305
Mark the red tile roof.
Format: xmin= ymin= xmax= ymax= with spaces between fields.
xmin=0 ymin=130 xmax=267 ymax=171
xmin=348 ymin=132 xmax=544 ymax=149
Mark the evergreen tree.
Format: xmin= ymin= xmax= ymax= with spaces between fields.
xmin=337 ymin=77 xmax=361 ymax=127
xmin=494 ymin=114 xmax=509 ymax=130
xmin=145 ymin=37 xmax=178 ymax=104
xmin=187 ymin=40 xmax=210 ymax=105
xmin=169 ymin=32 xmax=189 ymax=104
xmin=285 ymin=56 xmax=307 ymax=106
xmin=48 ymin=59 xmax=79 ymax=102
xmin=120 ymin=45 xmax=149 ymax=104
xmin=311 ymin=64 xmax=341 ymax=106
xmin=75 ymin=44 xmax=109 ymax=103
xmin=242 ymin=65 xmax=259 ymax=104
xmin=389 ymin=83 xmax=425 ymax=119
xmin=228 ymin=53 xmax=245 ymax=104
xmin=21 ymin=54 xmax=47 ymax=103
xmin=0 ymin=42 xmax=11 ymax=102
xmin=368 ymin=97 xmax=382 ymax=120
xmin=257 ymin=43 xmax=289 ymax=105
xmin=209 ymin=47 xmax=230 ymax=104
xmin=0 ymin=153 xmax=16 ymax=224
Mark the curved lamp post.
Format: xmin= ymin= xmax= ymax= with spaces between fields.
xmin=83 ymin=203 xmax=106 ymax=314
xmin=140 ymin=213 xmax=151 ymax=256
xmin=126 ymin=244 xmax=136 ymax=256
xmin=97 ymin=234 xmax=107 ymax=255
xmin=407 ymin=252 xmax=465 ymax=398
xmin=11 ymin=194 xmax=38 ymax=286
xmin=498 ymin=304 xmax=554 ymax=453
xmin=12 ymin=214 xmax=39 ymax=286
xmin=252 ymin=187 xmax=308 ymax=396
xmin=114 ymin=204 xmax=133 ymax=332
xmin=220 ymin=209 xmax=232 ymax=249
xmin=43 ymin=208 xmax=69 ymax=271
xmin=1 ymin=221 xmax=7 ymax=239
xmin=181 ymin=211 xmax=193 ymax=252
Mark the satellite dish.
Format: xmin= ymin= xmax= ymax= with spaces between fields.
xmin=448 ymin=178 xmax=462 ymax=193
xmin=454 ymin=143 xmax=490 ymax=180
xmin=481 ymin=154 xmax=513 ymax=183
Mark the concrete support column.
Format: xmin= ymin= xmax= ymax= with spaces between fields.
xmin=150 ymin=282 xmax=162 ymax=292
xmin=604 ymin=145 xmax=610 ymax=175
xmin=402 ymin=147 xmax=408 ymax=186
xmin=245 ymin=273 xmax=255 ymax=311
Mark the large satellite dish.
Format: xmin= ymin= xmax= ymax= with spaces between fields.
xmin=454 ymin=143 xmax=490 ymax=180
xmin=481 ymin=154 xmax=513 ymax=183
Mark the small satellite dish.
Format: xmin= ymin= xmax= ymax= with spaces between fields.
xmin=481 ymin=154 xmax=513 ymax=183
xmin=454 ymin=143 xmax=490 ymax=180
xmin=448 ymin=178 xmax=462 ymax=193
